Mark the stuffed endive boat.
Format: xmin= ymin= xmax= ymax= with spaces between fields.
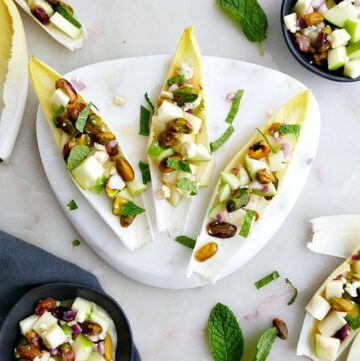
xmin=187 ymin=90 xmax=320 ymax=282
xmin=147 ymin=26 xmax=213 ymax=234
xmin=29 ymin=56 xmax=153 ymax=251
xmin=297 ymin=246 xmax=360 ymax=361
xmin=0 ymin=0 xmax=28 ymax=162
xmin=15 ymin=0 xmax=86 ymax=50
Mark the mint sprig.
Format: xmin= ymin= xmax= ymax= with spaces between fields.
xmin=52 ymin=105 xmax=65 ymax=127
xmin=167 ymin=75 xmax=186 ymax=86
xmin=139 ymin=105 xmax=151 ymax=136
xmin=346 ymin=313 xmax=360 ymax=330
xmin=239 ymin=209 xmax=256 ymax=238
xmin=75 ymin=102 xmax=92 ymax=132
xmin=55 ymin=6 xmax=82 ymax=28
xmin=120 ymin=201 xmax=145 ymax=217
xmin=255 ymin=271 xmax=280 ymax=289
xmin=144 ymin=92 xmax=155 ymax=113
xmin=167 ymin=157 xmax=192 ymax=173
xmin=92 ymin=175 xmax=107 ymax=194
xmin=67 ymin=199 xmax=78 ymax=211
xmin=225 ymin=89 xmax=244 ymax=124
xmin=208 ymin=303 xmax=244 ymax=361
xmin=67 ymin=145 xmax=90 ymax=170
xmin=176 ymin=177 xmax=197 ymax=196
xmin=175 ymin=235 xmax=196 ymax=249
xmin=210 ymin=125 xmax=234 ymax=153
xmin=285 ymin=278 xmax=298 ymax=306
xmin=279 ymin=124 xmax=301 ymax=139
xmin=252 ymin=327 xmax=278 ymax=361
xmin=138 ymin=161 xmax=151 ymax=184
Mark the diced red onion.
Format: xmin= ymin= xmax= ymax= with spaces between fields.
xmin=261 ymin=186 xmax=269 ymax=193
xmin=71 ymin=77 xmax=86 ymax=91
xmin=168 ymin=84 xmax=179 ymax=92
xmin=216 ymin=214 xmax=223 ymax=222
xmin=230 ymin=167 xmax=239 ymax=174
xmin=50 ymin=348 xmax=59 ymax=355
xmin=226 ymin=92 xmax=235 ymax=101
xmin=185 ymin=109 xmax=193 ymax=114
xmin=295 ymin=35 xmax=311 ymax=52
xmin=98 ymin=341 xmax=105 ymax=355
xmin=352 ymin=254 xmax=360 ymax=260
xmin=333 ymin=324 xmax=350 ymax=342
xmin=311 ymin=0 xmax=325 ymax=10
xmin=297 ymin=17 xmax=306 ymax=28
xmin=63 ymin=310 xmax=77 ymax=322
xmin=87 ymin=334 xmax=101 ymax=342
xmin=71 ymin=323 xmax=82 ymax=336
xmin=281 ymin=143 xmax=292 ymax=160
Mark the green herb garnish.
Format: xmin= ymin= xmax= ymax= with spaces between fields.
xmin=255 ymin=271 xmax=280 ymax=289
xmin=239 ymin=209 xmax=256 ymax=238
xmin=176 ymin=177 xmax=197 ymax=196
xmin=173 ymin=86 xmax=199 ymax=105
xmin=52 ymin=105 xmax=65 ymax=127
xmin=56 ymin=7 xmax=82 ymax=29
xmin=216 ymin=0 xmax=268 ymax=48
xmin=346 ymin=313 xmax=360 ymax=330
xmin=208 ymin=303 xmax=244 ymax=361
xmin=138 ymin=161 xmax=151 ymax=184
xmin=175 ymin=235 xmax=196 ymax=249
xmin=252 ymin=327 xmax=278 ymax=361
xmin=279 ymin=124 xmax=301 ymax=139
xmin=210 ymin=125 xmax=234 ymax=153
xmin=75 ymin=102 xmax=92 ymax=132
xmin=256 ymin=128 xmax=280 ymax=153
xmin=139 ymin=105 xmax=151 ymax=136
xmin=72 ymin=240 xmax=81 ymax=247
xmin=285 ymin=278 xmax=298 ymax=306
xmin=225 ymin=89 xmax=244 ymax=124
xmin=92 ymin=175 xmax=107 ymax=194
xmin=120 ymin=201 xmax=145 ymax=217
xmin=67 ymin=200 xmax=78 ymax=211
xmin=67 ymin=145 xmax=90 ymax=170
xmin=167 ymin=75 xmax=186 ymax=86
xmin=167 ymin=157 xmax=192 ymax=173
xmin=144 ymin=92 xmax=155 ymax=113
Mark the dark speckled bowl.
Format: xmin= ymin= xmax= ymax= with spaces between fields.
xmin=0 ymin=283 xmax=136 ymax=360
xmin=281 ymin=0 xmax=360 ymax=82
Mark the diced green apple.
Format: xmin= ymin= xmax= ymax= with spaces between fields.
xmin=208 ymin=201 xmax=226 ymax=219
xmin=328 ymin=29 xmax=351 ymax=49
xmin=42 ymin=324 xmax=67 ymax=349
xmin=50 ymin=12 xmax=81 ymax=38
xmin=306 ymin=294 xmax=331 ymax=320
xmin=162 ymin=170 xmax=179 ymax=185
xmin=61 ymin=324 xmax=72 ymax=337
xmin=183 ymin=112 xmax=203 ymax=134
xmin=157 ymin=101 xmax=183 ymax=124
xmin=125 ymin=179 xmax=146 ymax=196
xmin=344 ymin=59 xmax=360 ymax=79
xmin=197 ymin=159 xmax=214 ymax=187
xmin=327 ymin=47 xmax=347 ymax=71
xmin=33 ymin=311 xmax=58 ymax=336
xmin=294 ymin=0 xmax=311 ymax=17
xmin=344 ymin=18 xmax=360 ymax=43
xmin=284 ymin=13 xmax=298 ymax=33
xmin=51 ymin=89 xmax=70 ymax=109
xmin=218 ymin=184 xmax=232 ymax=202
xmin=324 ymin=1 xmax=358 ymax=28
xmin=188 ymin=144 xmax=211 ymax=162
xmin=72 ymin=334 xmax=94 ymax=361
xmin=315 ymin=334 xmax=340 ymax=361
xmin=238 ymin=167 xmax=250 ymax=186
xmin=347 ymin=41 xmax=360 ymax=59
xmin=19 ymin=314 xmax=39 ymax=336
xmin=117 ymin=188 xmax=133 ymax=201
xmin=148 ymin=140 xmax=174 ymax=162
xmin=244 ymin=155 xmax=269 ymax=181
xmin=71 ymin=155 xmax=106 ymax=190
xmin=90 ymin=310 xmax=110 ymax=336
xmin=168 ymin=186 xmax=182 ymax=206
xmin=220 ymin=172 xmax=240 ymax=190
xmin=318 ymin=311 xmax=347 ymax=336
xmin=269 ymin=151 xmax=286 ymax=172
xmin=29 ymin=0 xmax=54 ymax=16
xmin=227 ymin=208 xmax=246 ymax=226
xmin=72 ymin=297 xmax=93 ymax=320
xmin=325 ymin=280 xmax=344 ymax=300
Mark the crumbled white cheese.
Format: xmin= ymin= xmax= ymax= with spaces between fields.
xmin=93 ymin=150 xmax=109 ymax=165
xmin=113 ymin=95 xmax=125 ymax=106
xmin=161 ymin=185 xmax=171 ymax=199
xmin=345 ymin=281 xmax=360 ymax=297
xmin=94 ymin=143 xmax=106 ymax=151
xmin=180 ymin=141 xmax=197 ymax=158
xmin=75 ymin=310 xmax=86 ymax=323
xmin=177 ymin=62 xmax=194 ymax=80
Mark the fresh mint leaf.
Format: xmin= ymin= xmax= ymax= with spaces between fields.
xmin=55 ymin=6 xmax=82 ymax=28
xmin=256 ymin=128 xmax=280 ymax=153
xmin=167 ymin=75 xmax=186 ymax=86
xmin=67 ymin=200 xmax=78 ymax=211
xmin=167 ymin=157 xmax=192 ymax=173
xmin=239 ymin=209 xmax=256 ymax=238
xmin=72 ymin=239 xmax=81 ymax=247
xmin=144 ymin=92 xmax=155 ymax=113
xmin=346 ymin=314 xmax=360 ymax=330
xmin=138 ymin=161 xmax=151 ymax=184
xmin=173 ymin=86 xmax=199 ymax=105
xmin=210 ymin=125 xmax=234 ymax=153
xmin=217 ymin=0 xmax=268 ymax=45
xmin=279 ymin=124 xmax=301 ymax=139
xmin=285 ymin=278 xmax=298 ymax=306
xmin=121 ymin=201 xmax=145 ymax=217
xmin=208 ymin=303 xmax=244 ymax=361
xmin=225 ymin=89 xmax=244 ymax=124
xmin=176 ymin=177 xmax=197 ymax=196
xmin=139 ymin=105 xmax=151 ymax=136
xmin=255 ymin=271 xmax=280 ymax=289
xmin=67 ymin=145 xmax=90 ymax=170
xmin=252 ymin=327 xmax=278 ymax=361
xmin=175 ymin=235 xmax=196 ymax=249
xmin=52 ymin=105 xmax=65 ymax=127
xmin=92 ymin=175 xmax=107 ymax=194
xmin=75 ymin=102 xmax=92 ymax=132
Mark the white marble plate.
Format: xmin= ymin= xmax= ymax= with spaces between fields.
xmin=37 ymin=55 xmax=319 ymax=289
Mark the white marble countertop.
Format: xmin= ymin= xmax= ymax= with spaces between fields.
xmin=1 ymin=0 xmax=360 ymax=360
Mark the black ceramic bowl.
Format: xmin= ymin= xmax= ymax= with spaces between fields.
xmin=281 ymin=0 xmax=360 ymax=82
xmin=0 ymin=283 xmax=134 ymax=360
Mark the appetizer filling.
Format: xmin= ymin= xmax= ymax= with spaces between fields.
xmin=284 ymin=0 xmax=360 ymax=78
xmin=148 ymin=62 xmax=211 ymax=206
xmin=15 ymin=297 xmax=116 ymax=361
xmin=52 ymin=78 xmax=146 ymax=228
xmin=305 ymin=250 xmax=360 ymax=361
xmin=25 ymin=0 xmax=83 ymax=38
xmin=198 ymin=122 xmax=301 ymax=261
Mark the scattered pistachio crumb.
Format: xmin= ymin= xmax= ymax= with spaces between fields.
xmin=113 ymin=95 xmax=125 ymax=106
